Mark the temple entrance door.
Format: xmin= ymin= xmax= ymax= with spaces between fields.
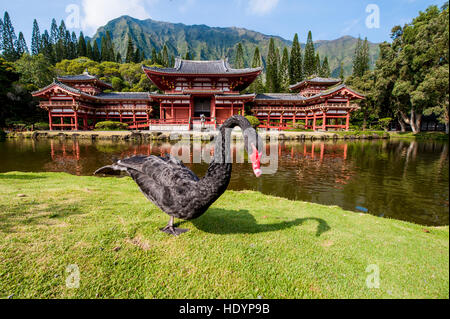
xmin=194 ymin=97 xmax=211 ymax=118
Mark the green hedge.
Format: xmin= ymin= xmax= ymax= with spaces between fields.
xmin=95 ymin=121 xmax=129 ymax=131
xmin=245 ymin=116 xmax=261 ymax=129
xmin=33 ymin=122 xmax=50 ymax=130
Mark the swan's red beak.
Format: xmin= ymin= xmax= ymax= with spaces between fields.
xmin=250 ymin=144 xmax=262 ymax=178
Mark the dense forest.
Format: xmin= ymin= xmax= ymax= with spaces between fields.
xmin=0 ymin=3 xmax=448 ymax=132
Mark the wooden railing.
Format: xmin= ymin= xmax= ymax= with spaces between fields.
xmin=252 ymin=103 xmax=359 ymax=112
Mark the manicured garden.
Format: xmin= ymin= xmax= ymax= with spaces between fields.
xmin=0 ymin=172 xmax=448 ymax=299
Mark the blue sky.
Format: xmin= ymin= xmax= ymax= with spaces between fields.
xmin=1 ymin=0 xmax=446 ymax=45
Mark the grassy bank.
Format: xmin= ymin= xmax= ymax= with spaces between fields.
xmin=0 ymin=172 xmax=448 ymax=299
xmin=390 ymin=132 xmax=449 ymax=141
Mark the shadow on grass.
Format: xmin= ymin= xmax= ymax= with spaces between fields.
xmin=190 ymin=208 xmax=330 ymax=237
xmin=0 ymin=173 xmax=47 ymax=180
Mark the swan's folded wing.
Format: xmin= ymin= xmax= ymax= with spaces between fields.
xmin=118 ymin=155 xmax=199 ymax=187
xmin=120 ymin=155 xmax=200 ymax=214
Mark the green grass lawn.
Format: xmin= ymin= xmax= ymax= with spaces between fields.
xmin=390 ymin=131 xmax=449 ymax=140
xmin=0 ymin=172 xmax=448 ymax=299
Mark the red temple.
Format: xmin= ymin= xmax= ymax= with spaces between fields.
xmin=33 ymin=60 xmax=364 ymax=131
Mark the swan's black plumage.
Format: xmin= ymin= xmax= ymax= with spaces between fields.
xmin=94 ymin=116 xmax=263 ymax=236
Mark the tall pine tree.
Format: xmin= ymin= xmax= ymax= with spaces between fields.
xmin=234 ymin=42 xmax=245 ymax=68
xmin=248 ymin=46 xmax=264 ymax=93
xmin=16 ymin=32 xmax=28 ymax=56
xmin=320 ymin=57 xmax=331 ymax=77
xmin=315 ymin=53 xmax=321 ymax=76
xmin=2 ymin=12 xmax=18 ymax=61
xmin=77 ymin=32 xmax=87 ymax=57
xmin=0 ymin=18 xmax=3 ymax=52
xmin=339 ymin=62 xmax=345 ymax=80
xmin=162 ymin=44 xmax=169 ymax=67
xmin=134 ymin=47 xmax=141 ymax=63
xmin=40 ymin=30 xmax=54 ymax=63
xmin=31 ymin=19 xmax=41 ymax=55
xmin=352 ymin=37 xmax=370 ymax=77
xmin=266 ymin=38 xmax=279 ymax=93
xmin=289 ymin=33 xmax=303 ymax=84
xmin=100 ymin=36 xmax=108 ymax=62
xmin=280 ymin=47 xmax=290 ymax=92
xmin=125 ymin=36 xmax=134 ymax=63
xmin=92 ymin=41 xmax=100 ymax=62
xmin=50 ymin=19 xmax=58 ymax=45
xmin=151 ymin=48 xmax=158 ymax=64
xmin=303 ymin=31 xmax=316 ymax=78
xmin=86 ymin=41 xmax=93 ymax=60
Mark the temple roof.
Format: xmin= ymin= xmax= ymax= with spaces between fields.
xmin=255 ymin=93 xmax=308 ymax=101
xmin=256 ymin=85 xmax=365 ymax=102
xmin=57 ymin=71 xmax=113 ymax=89
xmin=143 ymin=58 xmax=262 ymax=75
xmin=96 ymin=92 xmax=150 ymax=101
xmin=32 ymin=80 xmax=94 ymax=98
xmin=289 ymin=77 xmax=342 ymax=91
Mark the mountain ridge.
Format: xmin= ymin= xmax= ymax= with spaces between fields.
xmin=90 ymin=15 xmax=380 ymax=77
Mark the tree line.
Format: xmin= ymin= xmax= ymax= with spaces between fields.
xmin=236 ymin=30 xmax=333 ymax=94
xmin=0 ymin=12 xmax=174 ymax=66
xmin=346 ymin=2 xmax=448 ymax=133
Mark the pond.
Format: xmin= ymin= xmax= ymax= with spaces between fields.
xmin=0 ymin=138 xmax=448 ymax=226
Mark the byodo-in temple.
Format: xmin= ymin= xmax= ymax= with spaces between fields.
xmin=32 ymin=59 xmax=364 ymax=131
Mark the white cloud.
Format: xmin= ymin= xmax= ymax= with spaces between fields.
xmin=247 ymin=0 xmax=280 ymax=16
xmin=81 ymin=0 xmax=154 ymax=34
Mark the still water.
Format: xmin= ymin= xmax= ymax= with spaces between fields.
xmin=0 ymin=138 xmax=448 ymax=226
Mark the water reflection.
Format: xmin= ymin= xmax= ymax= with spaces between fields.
xmin=0 ymin=138 xmax=448 ymax=226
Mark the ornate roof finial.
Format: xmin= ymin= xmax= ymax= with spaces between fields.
xmin=83 ymin=68 xmax=90 ymax=75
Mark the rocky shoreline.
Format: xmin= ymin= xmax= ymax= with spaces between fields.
xmin=5 ymin=130 xmax=390 ymax=142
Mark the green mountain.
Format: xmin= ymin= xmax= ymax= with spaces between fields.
xmin=91 ymin=16 xmax=379 ymax=77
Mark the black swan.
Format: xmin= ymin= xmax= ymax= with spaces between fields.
xmin=94 ymin=115 xmax=263 ymax=236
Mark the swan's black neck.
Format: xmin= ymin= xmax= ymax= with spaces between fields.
xmin=199 ymin=116 xmax=253 ymax=198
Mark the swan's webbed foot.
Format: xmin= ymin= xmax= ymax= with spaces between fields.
xmin=161 ymin=226 xmax=189 ymax=236
xmin=161 ymin=217 xmax=189 ymax=236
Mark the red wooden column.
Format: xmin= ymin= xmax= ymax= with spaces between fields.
xmin=48 ymin=111 xmax=53 ymax=131
xmin=83 ymin=115 xmax=87 ymax=130
xmin=171 ymin=101 xmax=174 ymax=120
xmin=313 ymin=113 xmax=317 ymax=131
xmin=241 ymin=102 xmax=245 ymax=116
xmin=322 ymin=112 xmax=326 ymax=131
xmin=280 ymin=112 xmax=284 ymax=129
xmin=345 ymin=112 xmax=350 ymax=131
xmin=231 ymin=102 xmax=234 ymax=117
xmin=346 ymin=98 xmax=351 ymax=131
xmin=160 ymin=102 xmax=164 ymax=121
xmin=293 ymin=111 xmax=297 ymax=124
xmin=74 ymin=112 xmax=79 ymax=131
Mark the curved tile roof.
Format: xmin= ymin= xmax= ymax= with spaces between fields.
xmin=143 ymin=58 xmax=262 ymax=75
xmin=289 ymin=77 xmax=342 ymax=90
xmin=96 ymin=92 xmax=150 ymax=100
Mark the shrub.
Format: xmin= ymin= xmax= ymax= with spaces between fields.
xmin=95 ymin=121 xmax=129 ymax=131
xmin=245 ymin=116 xmax=261 ymax=129
xmin=34 ymin=122 xmax=50 ymax=130
xmin=293 ymin=123 xmax=306 ymax=130
xmin=378 ymin=117 xmax=393 ymax=132
xmin=0 ymin=129 xmax=6 ymax=140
